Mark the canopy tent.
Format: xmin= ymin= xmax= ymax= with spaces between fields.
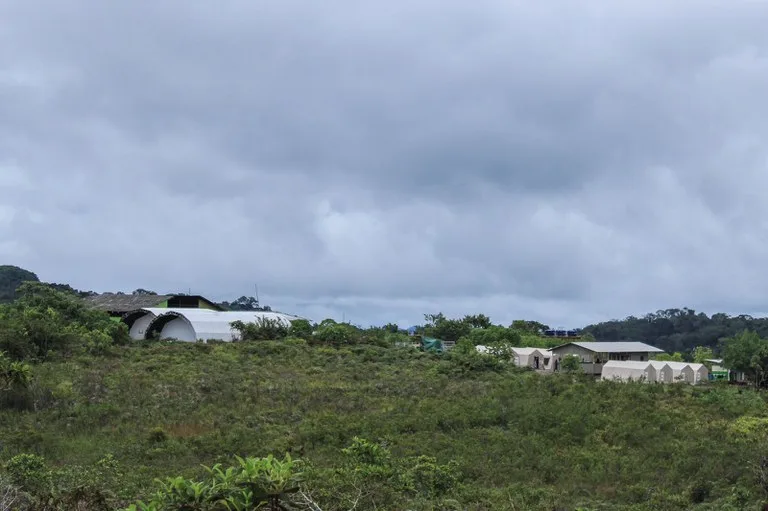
xmin=510 ymin=347 xmax=546 ymax=369
xmin=650 ymin=361 xmax=709 ymax=384
xmin=601 ymin=361 xmax=658 ymax=383
xmin=688 ymin=363 xmax=709 ymax=384
xmin=650 ymin=361 xmax=693 ymax=383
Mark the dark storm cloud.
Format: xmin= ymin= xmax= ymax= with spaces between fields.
xmin=3 ymin=0 xmax=768 ymax=326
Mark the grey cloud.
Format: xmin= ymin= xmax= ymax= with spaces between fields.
xmin=3 ymin=1 xmax=768 ymax=326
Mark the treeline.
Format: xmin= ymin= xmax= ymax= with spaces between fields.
xmin=583 ymin=308 xmax=768 ymax=354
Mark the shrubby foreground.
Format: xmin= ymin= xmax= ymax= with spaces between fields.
xmin=0 ymin=340 xmax=767 ymax=510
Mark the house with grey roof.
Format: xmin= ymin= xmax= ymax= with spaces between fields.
xmin=548 ymin=341 xmax=665 ymax=375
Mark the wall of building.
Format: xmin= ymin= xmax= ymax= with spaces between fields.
xmin=159 ymin=317 xmax=197 ymax=342
xmin=552 ymin=345 xmax=654 ymax=375
xmin=129 ymin=313 xmax=156 ymax=340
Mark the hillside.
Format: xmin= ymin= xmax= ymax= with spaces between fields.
xmin=0 ymin=341 xmax=765 ymax=510
xmin=582 ymin=307 xmax=768 ymax=354
xmin=0 ymin=265 xmax=39 ymax=303
xmin=3 ymin=282 xmax=768 ymax=509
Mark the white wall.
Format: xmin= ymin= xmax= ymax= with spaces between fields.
xmin=129 ymin=313 xmax=156 ymax=340
xmin=159 ymin=317 xmax=197 ymax=342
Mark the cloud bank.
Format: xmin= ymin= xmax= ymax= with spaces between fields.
xmin=2 ymin=0 xmax=768 ymax=327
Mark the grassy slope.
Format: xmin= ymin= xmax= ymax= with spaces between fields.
xmin=1 ymin=340 xmax=765 ymax=510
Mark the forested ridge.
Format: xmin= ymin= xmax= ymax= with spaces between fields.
xmin=583 ymin=307 xmax=768 ymax=354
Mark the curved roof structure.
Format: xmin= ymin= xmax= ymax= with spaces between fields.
xmin=144 ymin=309 xmax=305 ymax=342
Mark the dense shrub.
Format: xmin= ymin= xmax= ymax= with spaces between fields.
xmin=0 ymin=283 xmax=128 ymax=360
xmin=231 ymin=318 xmax=290 ymax=341
xmin=312 ymin=323 xmax=359 ymax=346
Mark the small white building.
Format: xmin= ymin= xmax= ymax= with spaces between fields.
xmin=601 ymin=361 xmax=658 ymax=383
xmin=474 ymin=346 xmax=553 ymax=370
xmin=510 ymin=347 xmax=547 ymax=369
xmin=688 ymin=363 xmax=709 ymax=385
xmin=650 ymin=361 xmax=692 ymax=383
xmin=650 ymin=361 xmax=709 ymax=385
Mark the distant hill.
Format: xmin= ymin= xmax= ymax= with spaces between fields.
xmin=0 ymin=265 xmax=40 ymax=303
xmin=581 ymin=307 xmax=768 ymax=354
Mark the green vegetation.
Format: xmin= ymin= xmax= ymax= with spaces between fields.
xmin=0 ymin=265 xmax=39 ymax=303
xmin=0 ymin=337 xmax=766 ymax=509
xmin=6 ymin=274 xmax=768 ymax=508
xmin=584 ymin=307 xmax=768 ymax=354
xmin=0 ymin=282 xmax=129 ymax=361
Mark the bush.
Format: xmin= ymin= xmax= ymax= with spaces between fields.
xmin=289 ymin=319 xmax=313 ymax=340
xmin=231 ymin=317 xmax=290 ymax=341
xmin=0 ymin=283 xmax=128 ymax=360
xmin=312 ymin=323 xmax=359 ymax=346
xmin=122 ymin=454 xmax=303 ymax=511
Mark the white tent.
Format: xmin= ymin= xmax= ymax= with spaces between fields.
xmin=601 ymin=361 xmax=658 ymax=383
xmin=649 ymin=361 xmax=675 ymax=383
xmin=541 ymin=350 xmax=557 ymax=371
xmin=688 ymin=363 xmax=709 ymax=384
xmin=510 ymin=347 xmax=546 ymax=369
xmin=650 ymin=361 xmax=709 ymax=384
xmin=650 ymin=361 xmax=693 ymax=383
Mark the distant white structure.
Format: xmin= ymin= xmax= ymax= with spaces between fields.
xmin=143 ymin=309 xmax=305 ymax=342
xmin=549 ymin=342 xmax=665 ymax=375
xmin=650 ymin=361 xmax=709 ymax=385
xmin=475 ymin=346 xmax=552 ymax=371
xmin=510 ymin=347 xmax=547 ymax=369
xmin=124 ymin=307 xmax=219 ymax=340
xmin=601 ymin=361 xmax=659 ymax=383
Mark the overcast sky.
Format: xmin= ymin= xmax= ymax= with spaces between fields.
xmin=2 ymin=1 xmax=768 ymax=328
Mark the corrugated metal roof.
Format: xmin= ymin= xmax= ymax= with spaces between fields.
xmin=84 ymin=293 xmax=173 ymax=311
xmin=553 ymin=341 xmax=664 ymax=353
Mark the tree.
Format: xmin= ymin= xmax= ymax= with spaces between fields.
xmin=131 ymin=289 xmax=157 ymax=296
xmin=464 ymin=326 xmax=521 ymax=346
xmin=721 ymin=330 xmax=768 ymax=387
xmin=692 ymin=346 xmax=715 ymax=364
xmin=654 ymin=352 xmax=684 ymax=362
xmin=463 ymin=314 xmax=492 ymax=329
xmin=0 ymin=266 xmax=39 ymax=304
xmin=511 ymin=320 xmax=550 ymax=335
xmin=0 ymin=283 xmax=129 ymax=360
xmin=561 ymin=355 xmax=582 ymax=373
xmin=289 ymin=319 xmax=313 ymax=340
xmin=422 ymin=313 xmax=471 ymax=343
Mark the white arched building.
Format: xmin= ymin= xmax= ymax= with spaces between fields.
xmin=123 ymin=308 xmax=220 ymax=340
xmin=143 ymin=309 xmax=304 ymax=342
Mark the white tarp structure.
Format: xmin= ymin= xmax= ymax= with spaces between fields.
xmin=123 ymin=307 xmax=220 ymax=340
xmin=601 ymin=361 xmax=658 ymax=383
xmin=649 ymin=361 xmax=675 ymax=383
xmin=474 ymin=346 xmax=550 ymax=370
xmin=510 ymin=347 xmax=546 ymax=369
xmin=650 ymin=361 xmax=709 ymax=385
xmin=144 ymin=309 xmax=305 ymax=342
xmin=541 ymin=350 xmax=557 ymax=371
xmin=650 ymin=361 xmax=692 ymax=383
xmin=688 ymin=363 xmax=709 ymax=384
